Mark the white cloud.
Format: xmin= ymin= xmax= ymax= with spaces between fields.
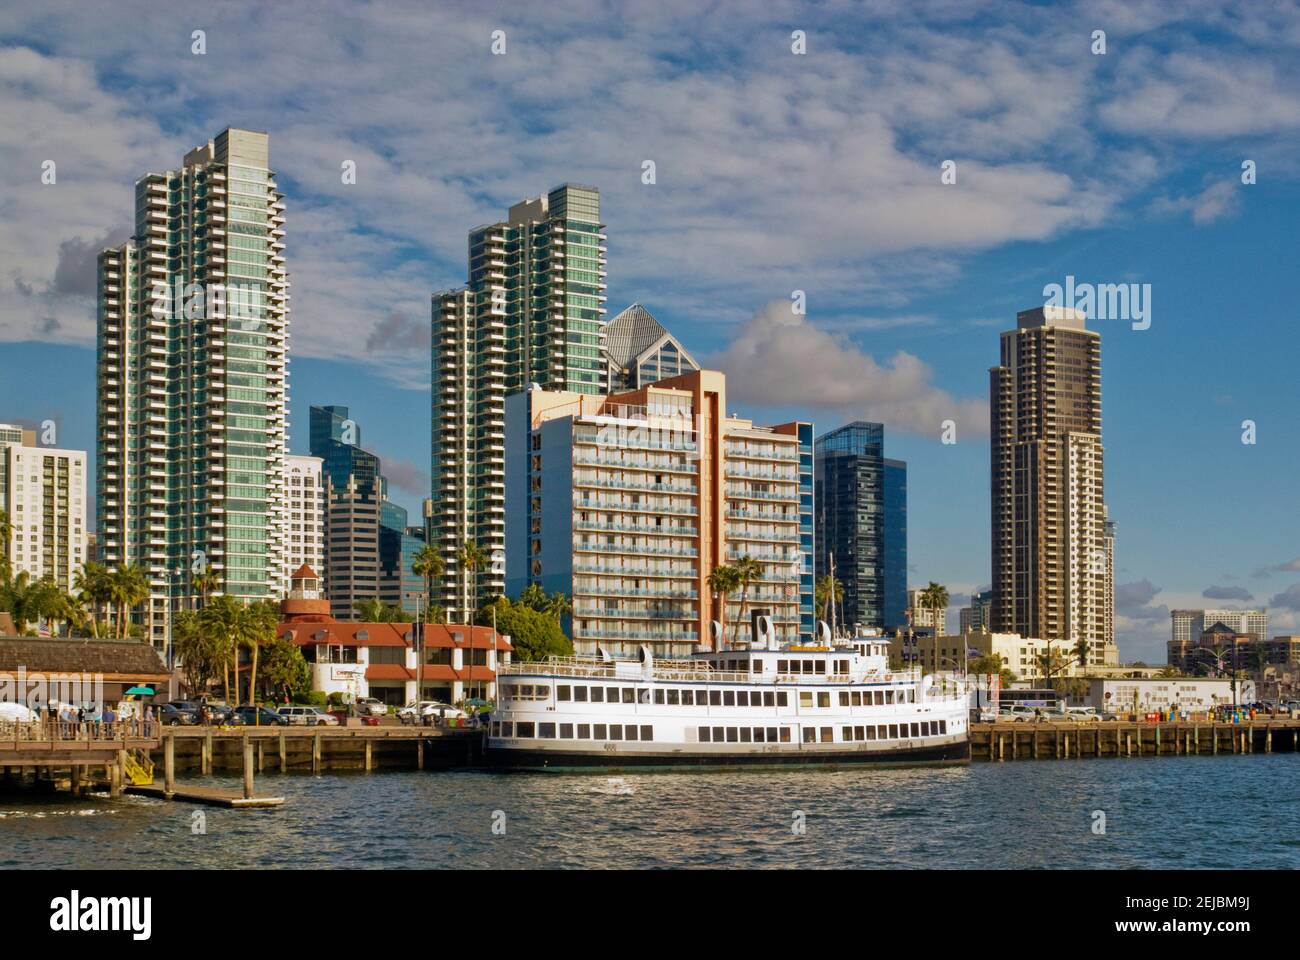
xmin=708 ymin=300 xmax=988 ymax=436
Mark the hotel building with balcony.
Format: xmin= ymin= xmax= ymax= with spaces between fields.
xmin=96 ymin=128 xmax=289 ymax=646
xmin=505 ymin=369 xmax=814 ymax=657
xmin=0 ymin=431 xmax=88 ymax=594
xmin=432 ymin=184 xmax=608 ymax=622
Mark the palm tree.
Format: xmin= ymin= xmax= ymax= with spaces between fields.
xmin=1074 ymin=636 xmax=1090 ymax=668
xmin=354 ymin=598 xmax=388 ymax=622
xmin=411 ymin=544 xmax=443 ymax=613
xmin=109 ymin=564 xmax=150 ymax=639
xmin=200 ymin=595 xmax=241 ymax=702
xmin=815 ymin=574 xmax=844 ymax=627
xmin=920 ymin=581 xmax=949 ymax=636
xmin=191 ymin=565 xmax=220 ymax=611
xmin=730 ymin=555 xmax=763 ymax=646
xmin=0 ymin=571 xmax=37 ymax=634
xmin=0 ymin=507 xmax=11 ymax=581
xmin=173 ymin=609 xmax=218 ymax=696
xmin=706 ymin=563 xmax=739 ymax=649
xmin=74 ymin=562 xmax=110 ymax=638
xmin=458 ymin=540 xmax=488 ymax=622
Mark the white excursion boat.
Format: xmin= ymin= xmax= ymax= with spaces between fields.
xmin=486 ymin=620 xmax=970 ymax=771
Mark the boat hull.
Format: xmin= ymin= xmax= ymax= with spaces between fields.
xmin=482 ymin=737 xmax=970 ymax=772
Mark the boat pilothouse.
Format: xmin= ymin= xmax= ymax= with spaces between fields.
xmin=487 ymin=614 xmax=970 ymax=770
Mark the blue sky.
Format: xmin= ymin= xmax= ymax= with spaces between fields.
xmin=1 ymin=0 xmax=1298 ymax=661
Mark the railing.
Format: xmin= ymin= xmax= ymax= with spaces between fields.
xmin=0 ymin=719 xmax=160 ymax=743
xmin=498 ymin=658 xmax=942 ymax=688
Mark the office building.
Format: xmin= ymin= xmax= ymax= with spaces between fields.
xmin=96 ymin=127 xmax=289 ymax=644
xmin=282 ymin=454 xmax=325 ymax=591
xmin=990 ymin=306 xmax=1111 ymax=666
xmin=1168 ymin=609 xmax=1271 ymax=673
xmin=432 ymin=184 xmax=607 ymax=621
xmin=960 ymin=589 xmax=994 ymax=634
xmin=604 ymin=303 xmax=700 ymax=391
xmin=0 ymin=439 xmax=88 ymax=592
xmin=1170 ymin=609 xmax=1269 ymax=647
xmin=814 ymin=421 xmax=908 ymax=631
xmin=505 ymin=369 xmax=813 ymax=657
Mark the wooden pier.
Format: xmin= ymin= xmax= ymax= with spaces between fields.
xmin=971 ymin=718 xmax=1300 ymax=761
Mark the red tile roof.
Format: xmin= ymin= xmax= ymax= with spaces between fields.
xmin=278 ymin=621 xmax=512 ymax=651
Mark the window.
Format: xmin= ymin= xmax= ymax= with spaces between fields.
xmin=594 ymin=724 xmax=607 ymax=740
xmin=622 ymin=688 xmax=635 ymax=704
xmin=820 ymin=727 xmax=833 ymax=743
xmin=654 ymin=689 xmax=665 ymax=704
xmin=921 ymin=722 xmax=931 ymax=736
xmin=817 ymin=692 xmax=830 ymax=708
xmin=802 ymin=727 xmax=816 ymax=744
xmin=557 ymin=685 xmax=571 ymax=701
xmin=843 ymin=726 xmax=855 ymax=741
xmin=724 ymin=691 xmax=735 ymax=706
xmin=799 ymin=691 xmax=813 ymax=708
xmin=590 ymin=687 xmax=604 ymax=703
xmin=939 ymin=720 xmax=947 ymax=734
xmin=739 ymin=727 xmax=752 ymax=743
xmin=577 ymin=724 xmax=591 ymax=739
xmin=888 ymin=724 xmax=899 ymax=738
xmin=777 ymin=692 xmax=789 ymax=707
xmin=516 ymin=722 xmax=535 ymax=738
xmin=666 ymin=689 xmax=679 ymax=705
xmin=681 ymin=690 xmax=693 ymax=705
xmin=709 ymin=691 xmax=721 ymax=706
xmin=625 ymin=725 xmax=638 ymax=741
xmin=697 ymin=690 xmax=708 ymax=704
xmin=560 ymin=724 xmax=574 ymax=739
xmin=855 ymin=726 xmax=865 ymax=740
xmin=726 ymin=727 xmax=739 ymax=743
xmin=699 ymin=727 xmax=712 ymax=742
xmin=539 ymin=723 xmax=556 ymax=738
xmin=851 ymin=692 xmax=862 ymax=706
xmin=779 ymin=728 xmax=791 ymax=743
xmin=574 ymin=686 xmax=588 ymax=702
xmin=713 ymin=726 xmax=724 ymax=742
xmin=910 ymin=723 xmax=920 ymax=738
xmin=763 ymin=691 xmax=774 ymax=707
xmin=640 ymin=725 xmax=653 ymax=741
xmin=737 ymin=691 xmax=748 ymax=707
xmin=610 ymin=725 xmax=623 ymax=740
xmin=839 ymin=692 xmax=849 ymax=707
xmin=501 ymin=722 xmax=513 ymax=737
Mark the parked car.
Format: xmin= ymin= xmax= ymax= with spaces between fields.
xmin=165 ymin=701 xmax=203 ymax=724
xmin=232 ymin=705 xmax=287 ymax=726
xmin=277 ymin=705 xmax=339 ymax=726
xmin=1066 ymin=706 xmax=1101 ymax=722
xmin=397 ymin=701 xmax=467 ymax=724
xmin=354 ymin=697 xmax=388 ymax=717
xmin=159 ymin=703 xmax=197 ymax=726
xmin=1005 ymin=704 xmax=1037 ymax=722
xmin=206 ymin=703 xmax=245 ymax=725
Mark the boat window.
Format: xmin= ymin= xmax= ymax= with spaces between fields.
xmin=622 ymin=688 xmax=635 ymax=704
xmin=680 ymin=690 xmax=692 ymax=705
xmin=840 ymin=692 xmax=850 ymax=707
xmin=696 ymin=690 xmax=708 ymax=704
xmin=842 ymin=726 xmax=854 ymax=741
xmin=855 ymin=726 xmax=865 ymax=740
xmin=574 ymin=686 xmax=588 ymax=702
xmin=577 ymin=724 xmax=591 ymax=739
xmin=654 ymin=689 xmax=665 ymax=704
xmin=560 ymin=724 xmax=573 ymax=739
xmin=501 ymin=722 xmax=513 ymax=737
xmin=820 ymin=727 xmax=833 ymax=743
xmin=877 ymin=725 xmax=887 ymax=740
xmin=516 ymin=722 xmax=535 ymax=738
xmin=815 ymin=661 xmax=826 ymax=675
xmin=763 ymin=691 xmax=774 ymax=707
xmin=641 ymin=725 xmax=653 ymax=741
xmin=910 ymin=723 xmax=920 ymax=738
xmin=777 ymin=659 xmax=789 ymax=672
xmin=594 ymin=724 xmax=607 ymax=739
xmin=885 ymin=690 xmax=895 ymax=704
xmin=625 ymin=724 xmax=638 ymax=741
xmin=851 ymin=691 xmax=861 ymax=706
xmin=778 ymin=727 xmax=789 ymax=743
xmin=802 ymin=727 xmax=816 ymax=743
xmin=921 ymin=722 xmax=930 ymax=736
xmin=539 ymin=723 xmax=556 ymax=738
xmin=752 ymin=660 xmax=763 ymax=673
xmin=888 ymin=724 xmax=899 ymax=738
xmin=699 ymin=727 xmax=711 ymax=742
xmin=754 ymin=727 xmax=765 ymax=743
xmin=666 ymin=689 xmax=679 ymax=705
xmin=723 ymin=690 xmax=735 ymax=706
xmin=777 ymin=692 xmax=788 ymax=707
xmin=609 ymin=724 xmax=622 ymax=740
xmin=557 ymin=685 xmax=571 ymax=701
xmin=713 ymin=726 xmax=724 ymax=742
xmin=817 ymin=692 xmax=830 ymax=708
xmin=590 ymin=687 xmax=604 ymax=702
xmin=737 ymin=691 xmax=748 ymax=706
xmin=739 ymin=728 xmax=752 ymax=743
xmin=939 ymin=720 xmax=947 ymax=734
xmin=865 ymin=726 xmax=876 ymax=740
xmin=799 ymin=691 xmax=813 ymax=708
xmin=709 ymin=691 xmax=721 ymax=706
xmin=726 ymin=727 xmax=739 ymax=743
xmin=491 ymin=722 xmax=500 ymax=736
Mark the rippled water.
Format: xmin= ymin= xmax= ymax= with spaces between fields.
xmin=4 ymin=754 xmax=1298 ymax=869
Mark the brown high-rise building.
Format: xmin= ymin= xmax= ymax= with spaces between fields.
xmin=990 ymin=306 xmax=1114 ymax=666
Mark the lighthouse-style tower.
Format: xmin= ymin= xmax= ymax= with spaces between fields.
xmin=280 ymin=564 xmax=333 ymax=623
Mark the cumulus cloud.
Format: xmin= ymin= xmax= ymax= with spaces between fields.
xmin=1151 ymin=180 xmax=1241 ymax=225
xmin=709 ymin=301 xmax=988 ymax=436
xmin=1202 ymin=584 xmax=1253 ymax=601
xmin=1269 ymin=583 xmax=1300 ymax=612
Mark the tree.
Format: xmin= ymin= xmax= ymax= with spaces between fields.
xmin=411 ymin=544 xmax=444 ymax=612
xmin=199 ymin=594 xmax=241 ymax=702
xmin=971 ymin=654 xmax=1004 ymax=676
xmin=1036 ymin=647 xmax=1073 ymax=685
xmin=353 ymin=598 xmax=406 ymax=622
xmin=920 ymin=581 xmax=949 ymax=634
xmin=241 ymin=601 xmax=280 ymax=704
xmin=259 ymin=635 xmax=312 ymax=703
xmin=74 ymin=562 xmax=112 ymax=638
xmin=459 ymin=539 xmax=489 ymax=621
xmin=478 ymin=596 xmax=571 ymax=663
xmin=191 ymin=564 xmax=220 ymax=611
xmin=706 ymin=564 xmax=739 ymax=649
xmin=519 ymin=583 xmax=569 ymax=623
xmin=731 ymin=555 xmax=763 ymax=646
xmin=815 ymin=574 xmax=844 ymax=627
xmin=0 ymin=572 xmax=39 ymax=634
xmin=173 ymin=609 xmax=220 ymax=696
xmin=109 ymin=564 xmax=149 ymax=639
xmin=1074 ymin=636 xmax=1090 ymax=668
xmin=0 ymin=507 xmax=11 ymax=581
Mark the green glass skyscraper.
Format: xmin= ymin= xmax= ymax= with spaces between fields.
xmin=432 ymin=184 xmax=606 ymax=620
xmin=97 ymin=128 xmax=289 ymax=646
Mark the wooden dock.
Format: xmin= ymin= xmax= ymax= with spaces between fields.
xmin=124 ymin=782 xmax=284 ymax=808
xmin=971 ymin=718 xmax=1300 ymax=760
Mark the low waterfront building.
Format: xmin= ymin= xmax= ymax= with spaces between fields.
xmin=895 ymin=630 xmax=1083 ymax=682
xmin=277 ymin=565 xmax=511 ymax=705
xmin=504 ymin=369 xmax=814 ymax=657
xmin=0 ymin=636 xmax=170 ymax=706
xmin=1071 ymin=676 xmax=1256 ymax=715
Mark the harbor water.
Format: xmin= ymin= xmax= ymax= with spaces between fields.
xmin=4 ymin=754 xmax=1297 ymax=869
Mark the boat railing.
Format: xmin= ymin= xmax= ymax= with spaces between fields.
xmin=500 ymin=659 xmax=944 ymax=688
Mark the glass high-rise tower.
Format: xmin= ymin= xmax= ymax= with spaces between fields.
xmin=97 ymin=128 xmax=289 ymax=646
xmin=813 ymin=421 xmax=908 ymax=631
xmin=432 ymin=184 xmax=607 ymax=620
